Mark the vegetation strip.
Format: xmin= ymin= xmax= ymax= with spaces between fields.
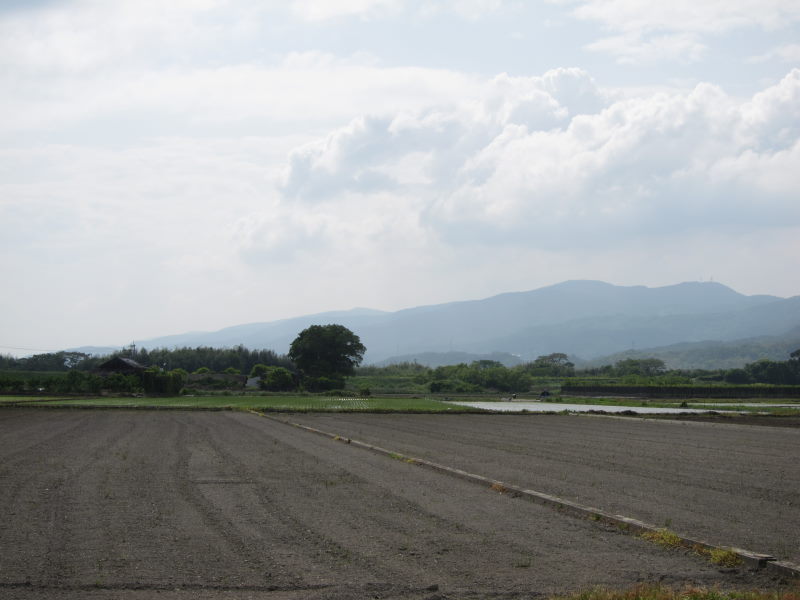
xmin=255 ymin=411 xmax=800 ymax=579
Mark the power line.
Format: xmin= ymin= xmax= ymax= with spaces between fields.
xmin=0 ymin=344 xmax=61 ymax=353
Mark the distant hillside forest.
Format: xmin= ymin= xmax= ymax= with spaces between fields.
xmin=350 ymin=351 xmax=800 ymax=394
xmin=2 ymin=346 xmax=799 ymax=395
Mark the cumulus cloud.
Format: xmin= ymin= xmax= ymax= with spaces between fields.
xmin=273 ymin=68 xmax=800 ymax=253
xmin=280 ymin=68 xmax=606 ymax=201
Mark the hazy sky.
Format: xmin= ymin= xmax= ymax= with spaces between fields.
xmin=2 ymin=0 xmax=799 ymax=354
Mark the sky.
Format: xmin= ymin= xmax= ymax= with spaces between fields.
xmin=1 ymin=0 xmax=799 ymax=354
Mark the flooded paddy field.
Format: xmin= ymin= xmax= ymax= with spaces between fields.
xmin=450 ymin=401 xmax=740 ymax=414
xmin=0 ymin=409 xmax=794 ymax=599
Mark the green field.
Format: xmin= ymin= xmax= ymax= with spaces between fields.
xmin=4 ymin=393 xmax=800 ymax=414
xmin=2 ymin=394 xmax=487 ymax=413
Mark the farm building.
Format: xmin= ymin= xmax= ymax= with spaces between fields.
xmin=96 ymin=357 xmax=146 ymax=376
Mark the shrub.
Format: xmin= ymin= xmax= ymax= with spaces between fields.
xmin=260 ymin=367 xmax=296 ymax=391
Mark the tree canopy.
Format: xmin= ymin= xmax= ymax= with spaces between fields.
xmin=288 ymin=324 xmax=366 ymax=380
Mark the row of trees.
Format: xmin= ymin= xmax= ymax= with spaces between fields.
xmin=0 ymin=325 xmax=366 ymax=395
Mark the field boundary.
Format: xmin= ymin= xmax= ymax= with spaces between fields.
xmin=255 ymin=411 xmax=800 ymax=580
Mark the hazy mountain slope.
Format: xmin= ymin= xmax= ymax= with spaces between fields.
xmin=586 ymin=328 xmax=800 ymax=370
xmin=136 ymin=281 xmax=797 ymax=364
xmin=477 ymin=296 xmax=800 ymax=360
xmin=141 ymin=308 xmax=387 ymax=351
xmin=375 ymin=351 xmax=524 ymax=368
xmin=350 ymin=281 xmax=786 ymax=361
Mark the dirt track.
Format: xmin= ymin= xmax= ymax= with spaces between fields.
xmin=0 ymin=410 xmax=793 ymax=599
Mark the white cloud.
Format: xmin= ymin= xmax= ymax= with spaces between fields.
xmin=586 ymin=32 xmax=706 ymax=65
xmin=0 ymin=0 xmax=231 ymax=74
xmin=419 ymin=0 xmax=508 ymax=20
xmin=288 ymin=0 xmax=510 ymax=21
xmin=565 ymin=0 xmax=800 ymax=34
xmin=0 ymin=50 xmax=480 ymax=137
xmin=739 ymin=69 xmax=800 ymax=150
xmin=748 ymin=43 xmax=800 ymax=64
xmin=559 ymin=0 xmax=800 ymax=63
xmin=289 ymin=0 xmax=400 ymax=21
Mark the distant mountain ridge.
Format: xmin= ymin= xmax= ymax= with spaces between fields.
xmin=131 ymin=280 xmax=800 ymax=368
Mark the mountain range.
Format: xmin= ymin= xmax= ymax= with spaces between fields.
xmin=121 ymin=280 xmax=800 ymax=369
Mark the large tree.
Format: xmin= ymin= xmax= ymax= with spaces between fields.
xmin=288 ymin=324 xmax=366 ymax=380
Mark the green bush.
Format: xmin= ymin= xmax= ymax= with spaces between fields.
xmin=259 ymin=366 xmax=296 ymax=391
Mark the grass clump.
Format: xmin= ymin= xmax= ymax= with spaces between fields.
xmin=641 ymin=528 xmax=683 ymax=549
xmin=708 ymin=548 xmax=744 ymax=568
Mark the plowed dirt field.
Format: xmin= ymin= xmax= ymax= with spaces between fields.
xmin=0 ymin=410 xmax=793 ymax=599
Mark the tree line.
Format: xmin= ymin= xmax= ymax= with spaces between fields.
xmin=2 ymin=337 xmax=799 ymax=395
xmin=354 ymin=350 xmax=800 ymax=393
xmin=0 ymin=345 xmax=293 ymax=374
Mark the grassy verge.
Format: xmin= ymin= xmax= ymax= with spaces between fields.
xmin=6 ymin=395 xmax=488 ymax=413
xmin=551 ymin=584 xmax=799 ymax=600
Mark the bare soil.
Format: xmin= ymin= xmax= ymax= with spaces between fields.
xmin=289 ymin=413 xmax=800 ymax=565
xmin=0 ymin=409 xmax=793 ymax=599
xmin=649 ymin=413 xmax=800 ymax=428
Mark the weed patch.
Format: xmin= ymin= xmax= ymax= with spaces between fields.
xmin=642 ymin=530 xmax=745 ymax=570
